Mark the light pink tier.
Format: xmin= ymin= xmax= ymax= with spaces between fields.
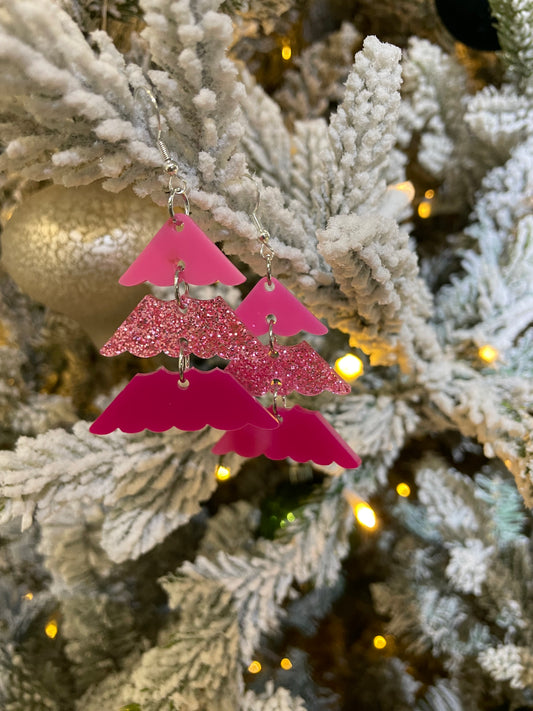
xmin=119 ymin=215 xmax=245 ymax=287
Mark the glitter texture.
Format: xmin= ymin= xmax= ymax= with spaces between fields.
xmin=89 ymin=367 xmax=278 ymax=434
xmin=119 ymin=214 xmax=246 ymax=287
xmin=225 ymin=341 xmax=351 ymax=396
xmin=100 ymin=294 xmax=260 ymax=359
xmin=212 ymin=404 xmax=361 ymax=468
xmin=235 ymin=277 xmax=328 ymax=336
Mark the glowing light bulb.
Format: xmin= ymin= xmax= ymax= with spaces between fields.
xmin=45 ymin=619 xmax=58 ymax=639
xmin=215 ymin=464 xmax=231 ymax=481
xmin=417 ymin=201 xmax=432 ymax=219
xmin=248 ymin=660 xmax=262 ymax=674
xmin=281 ymin=44 xmax=292 ymax=61
xmin=23 ymin=592 xmax=34 ymax=601
xmin=280 ymin=657 xmax=293 ymax=670
xmin=396 ymin=482 xmax=411 ymax=498
xmin=335 ymin=353 xmax=364 ymax=381
xmin=286 ymin=512 xmax=295 ymax=522
xmin=390 ymin=180 xmax=415 ymax=202
xmin=478 ymin=345 xmax=498 ymax=363
xmin=424 ymin=189 xmax=435 ymax=199
xmin=373 ymin=635 xmax=387 ymax=650
xmin=344 ymin=492 xmax=378 ymax=529
xmin=355 ymin=502 xmax=377 ymax=529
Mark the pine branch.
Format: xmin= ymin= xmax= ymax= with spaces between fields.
xmin=171 ymin=471 xmax=357 ymax=661
xmin=489 ymin=0 xmax=533 ymax=84
xmin=0 ymin=421 xmax=227 ymax=561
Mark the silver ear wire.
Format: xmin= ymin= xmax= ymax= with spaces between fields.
xmin=244 ymin=173 xmax=276 ymax=282
xmin=134 ymin=86 xmax=190 ymax=218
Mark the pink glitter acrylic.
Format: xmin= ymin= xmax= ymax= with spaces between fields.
xmin=212 ymin=404 xmax=361 ymax=468
xmin=89 ymin=367 xmax=279 ymax=434
xmin=119 ymin=214 xmax=246 ymax=287
xmin=100 ymin=295 xmax=259 ymax=359
xmin=235 ymin=277 xmax=328 ymax=336
xmin=225 ymin=340 xmax=351 ymax=396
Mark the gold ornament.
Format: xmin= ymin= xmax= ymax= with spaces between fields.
xmin=1 ymin=183 xmax=163 ymax=346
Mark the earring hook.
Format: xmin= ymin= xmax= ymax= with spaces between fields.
xmin=134 ymin=85 xmax=190 ymax=218
xmin=246 ymin=173 xmax=271 ymax=243
xmin=243 ymin=173 xmax=276 ymax=282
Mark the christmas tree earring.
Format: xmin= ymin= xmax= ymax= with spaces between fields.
xmin=213 ymin=180 xmax=361 ymax=469
xmin=90 ymin=88 xmax=277 ymax=435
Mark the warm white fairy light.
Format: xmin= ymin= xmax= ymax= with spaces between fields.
xmin=355 ymin=502 xmax=377 ymax=529
xmin=418 ymin=200 xmax=432 ymax=219
xmin=390 ymin=180 xmax=416 ymax=202
xmin=478 ymin=345 xmax=498 ymax=363
xmin=215 ymin=463 xmax=231 ymax=481
xmin=45 ymin=618 xmax=58 ymax=639
xmin=396 ymin=482 xmax=411 ymax=497
xmin=335 ymin=353 xmax=364 ymax=381
xmin=248 ymin=660 xmax=261 ymax=674
xmin=345 ymin=492 xmax=378 ymax=529
xmin=373 ymin=635 xmax=387 ymax=650
xmin=281 ymin=43 xmax=292 ymax=61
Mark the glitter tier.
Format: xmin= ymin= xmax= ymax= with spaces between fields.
xmin=100 ymin=294 xmax=259 ymax=359
xmin=225 ymin=341 xmax=351 ymax=397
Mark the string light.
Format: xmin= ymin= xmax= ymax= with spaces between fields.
xmin=424 ymin=189 xmax=435 ymax=199
xmin=248 ymin=660 xmax=261 ymax=674
xmin=215 ymin=463 xmax=231 ymax=481
xmin=45 ymin=618 xmax=58 ymax=639
xmin=478 ymin=345 xmax=498 ymax=364
xmin=373 ymin=635 xmax=387 ymax=650
xmin=335 ymin=353 xmax=364 ymax=381
xmin=354 ymin=502 xmax=377 ymax=529
xmin=23 ymin=592 xmax=33 ymax=601
xmin=286 ymin=512 xmax=295 ymax=522
xmin=281 ymin=43 xmax=292 ymax=61
xmin=390 ymin=180 xmax=416 ymax=202
xmin=396 ymin=482 xmax=411 ymax=498
xmin=417 ymin=201 xmax=432 ymax=219
xmin=344 ymin=492 xmax=378 ymax=529
xmin=280 ymin=657 xmax=293 ymax=670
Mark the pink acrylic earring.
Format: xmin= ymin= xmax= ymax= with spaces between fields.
xmin=90 ymin=88 xmax=277 ymax=436
xmin=210 ymin=179 xmax=360 ymax=469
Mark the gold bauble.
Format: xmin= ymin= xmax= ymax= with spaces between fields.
xmin=1 ymin=183 xmax=164 ymax=346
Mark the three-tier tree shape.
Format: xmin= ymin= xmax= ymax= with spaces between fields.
xmin=213 ymin=276 xmax=361 ymax=468
xmin=90 ymin=213 xmax=278 ymax=434
xmin=90 ymin=212 xmax=360 ymax=469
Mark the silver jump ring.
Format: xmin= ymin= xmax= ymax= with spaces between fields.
xmin=267 ymin=313 xmax=277 ymax=354
xmin=168 ymin=186 xmax=191 ymax=218
xmin=174 ymin=263 xmax=190 ymax=311
xmin=271 ymin=378 xmax=284 ymax=421
xmin=178 ymin=339 xmax=190 ymax=381
xmin=261 ymin=243 xmax=275 ymax=283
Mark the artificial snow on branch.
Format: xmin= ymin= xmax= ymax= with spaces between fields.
xmin=373 ymin=455 xmax=533 ymax=707
xmin=0 ymin=421 xmax=229 ymax=561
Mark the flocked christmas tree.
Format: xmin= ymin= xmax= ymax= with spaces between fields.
xmin=0 ymin=0 xmax=533 ymax=708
